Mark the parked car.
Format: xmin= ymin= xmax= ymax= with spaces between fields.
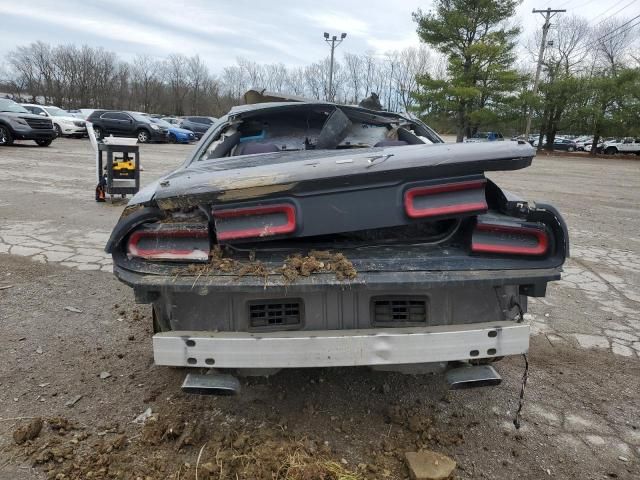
xmin=68 ymin=108 xmax=97 ymax=120
xmin=21 ymin=104 xmax=86 ymax=138
xmin=465 ymin=131 xmax=504 ymax=143
xmin=584 ymin=137 xmax=616 ymax=153
xmin=105 ymin=93 xmax=568 ymax=394
xmin=510 ymin=134 xmax=537 ymax=145
xmin=0 ymin=98 xmax=56 ymax=147
xmin=601 ymin=137 xmax=640 ymax=155
xmin=552 ymin=138 xmax=577 ymax=152
xmin=179 ymin=116 xmax=216 ymax=139
xmin=532 ymin=136 xmax=546 ymax=147
xmin=86 ymin=110 xmax=169 ymax=143
xmin=161 ymin=117 xmax=183 ymax=126
xmin=150 ymin=117 xmax=195 ymax=143
xmin=584 ymin=142 xmax=603 ymax=153
xmin=574 ymin=136 xmax=592 ymax=151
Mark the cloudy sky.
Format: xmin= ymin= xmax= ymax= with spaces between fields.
xmin=0 ymin=0 xmax=638 ymax=71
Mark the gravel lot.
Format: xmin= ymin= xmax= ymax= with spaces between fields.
xmin=1 ymin=138 xmax=639 ymax=479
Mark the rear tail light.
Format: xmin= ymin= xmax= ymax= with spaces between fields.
xmin=127 ymin=224 xmax=209 ymax=261
xmin=213 ymin=203 xmax=297 ymax=241
xmin=472 ymin=222 xmax=549 ymax=256
xmin=404 ymin=179 xmax=488 ymax=219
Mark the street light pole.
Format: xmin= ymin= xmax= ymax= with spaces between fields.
xmin=324 ymin=32 xmax=346 ymax=101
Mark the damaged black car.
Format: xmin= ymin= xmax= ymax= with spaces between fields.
xmin=105 ymin=91 xmax=568 ymax=394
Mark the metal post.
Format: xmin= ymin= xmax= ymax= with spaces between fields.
xmin=524 ymin=8 xmax=566 ymax=138
xmin=324 ymin=32 xmax=347 ymax=101
xmin=328 ymin=38 xmax=335 ymax=101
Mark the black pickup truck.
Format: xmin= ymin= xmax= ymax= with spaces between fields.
xmin=106 ymin=93 xmax=568 ymax=393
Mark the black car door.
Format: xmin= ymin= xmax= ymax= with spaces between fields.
xmin=100 ymin=112 xmax=124 ymax=135
xmin=193 ymin=117 xmax=213 ymax=135
xmin=118 ymin=112 xmax=136 ymax=135
xmin=101 ymin=112 xmax=135 ymax=135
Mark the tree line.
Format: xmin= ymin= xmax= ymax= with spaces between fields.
xmin=412 ymin=0 xmax=640 ymax=151
xmin=0 ymin=41 xmax=442 ymax=118
xmin=1 ymin=0 xmax=638 ymax=152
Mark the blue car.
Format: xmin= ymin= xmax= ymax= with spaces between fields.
xmin=150 ymin=118 xmax=195 ymax=143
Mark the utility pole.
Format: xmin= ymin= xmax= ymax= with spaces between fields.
xmin=524 ymin=8 xmax=565 ymax=139
xmin=324 ymin=32 xmax=347 ymax=101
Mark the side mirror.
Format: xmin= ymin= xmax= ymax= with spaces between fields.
xmin=39 ymin=112 xmax=47 ymax=116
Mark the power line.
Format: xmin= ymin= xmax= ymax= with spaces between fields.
xmin=603 ymin=0 xmax=639 ymax=21
xmin=596 ymin=13 xmax=640 ymax=43
xmin=601 ymin=18 xmax=640 ymax=42
xmin=589 ymin=0 xmax=637 ymax=25
xmin=565 ymin=14 xmax=640 ymax=60
xmin=568 ymin=0 xmax=598 ymax=10
xmin=557 ymin=0 xmax=575 ymax=9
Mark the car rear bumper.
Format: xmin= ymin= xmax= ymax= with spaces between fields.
xmin=114 ymin=263 xmax=561 ymax=294
xmin=153 ymin=321 xmax=529 ymax=368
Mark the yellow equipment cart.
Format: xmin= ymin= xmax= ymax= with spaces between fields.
xmin=95 ymin=143 xmax=140 ymax=202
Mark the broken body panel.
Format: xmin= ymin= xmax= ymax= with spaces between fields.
xmin=106 ymin=100 xmax=568 ymax=378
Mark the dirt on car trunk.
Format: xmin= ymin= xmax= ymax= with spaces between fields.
xmin=1 ymin=254 xmax=638 ymax=480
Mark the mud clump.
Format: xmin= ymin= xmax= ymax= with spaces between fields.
xmin=13 ymin=418 xmax=43 ymax=445
xmin=99 ymin=434 xmax=128 ymax=453
xmin=179 ymin=247 xmax=357 ymax=282
xmin=280 ymin=250 xmax=357 ymax=282
xmin=47 ymin=417 xmax=72 ymax=431
xmin=183 ymin=245 xmax=239 ymax=276
xmin=140 ymin=417 xmax=168 ymax=446
xmin=20 ymin=416 xmax=365 ymax=480
xmin=384 ymin=405 xmax=464 ymax=447
xmin=209 ymin=245 xmax=241 ymax=273
xmin=236 ymin=260 xmax=270 ymax=280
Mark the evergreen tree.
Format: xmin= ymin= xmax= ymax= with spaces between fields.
xmin=412 ymin=0 xmax=522 ymax=141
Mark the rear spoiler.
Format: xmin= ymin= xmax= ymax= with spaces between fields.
xmin=243 ymin=89 xmax=311 ymax=105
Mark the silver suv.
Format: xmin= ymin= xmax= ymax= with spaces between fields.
xmin=0 ymin=98 xmax=57 ymax=147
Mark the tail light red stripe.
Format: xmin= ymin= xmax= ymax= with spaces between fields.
xmin=213 ymin=204 xmax=297 ymax=241
xmin=128 ymin=229 xmax=209 ymax=260
xmin=472 ymin=223 xmax=549 ymax=256
xmin=404 ymin=179 xmax=488 ymax=219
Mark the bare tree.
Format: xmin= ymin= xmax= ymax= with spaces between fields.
xmin=343 ymin=53 xmax=363 ymax=103
xmin=284 ymin=67 xmax=306 ymax=96
xmin=131 ymin=54 xmax=162 ymax=112
xmin=220 ymin=65 xmax=247 ymax=100
xmin=164 ymin=54 xmax=190 ymax=115
xmin=7 ymin=44 xmax=42 ymax=102
xmin=544 ymin=15 xmax=592 ymax=75
xmin=187 ymin=55 xmax=209 ymax=114
xmin=237 ymin=58 xmax=265 ymax=90
xmin=593 ymin=17 xmax=638 ymax=73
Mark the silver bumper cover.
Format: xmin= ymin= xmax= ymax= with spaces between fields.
xmin=153 ymin=321 xmax=529 ymax=369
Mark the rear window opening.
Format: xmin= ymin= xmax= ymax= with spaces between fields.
xmin=200 ymin=105 xmax=436 ymax=161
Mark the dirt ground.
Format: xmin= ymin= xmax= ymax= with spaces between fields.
xmin=1 ymin=139 xmax=639 ymax=479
